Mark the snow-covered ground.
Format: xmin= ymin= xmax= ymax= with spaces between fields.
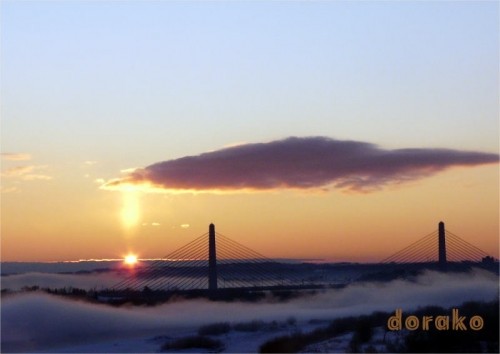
xmin=301 ymin=332 xmax=355 ymax=353
xmin=43 ymin=323 xmax=407 ymax=353
xmin=43 ymin=320 xmax=323 ymax=353
xmin=301 ymin=327 xmax=397 ymax=353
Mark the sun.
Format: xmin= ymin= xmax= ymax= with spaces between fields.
xmin=124 ymin=254 xmax=138 ymax=266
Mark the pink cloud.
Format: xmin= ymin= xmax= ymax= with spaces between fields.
xmin=103 ymin=137 xmax=498 ymax=193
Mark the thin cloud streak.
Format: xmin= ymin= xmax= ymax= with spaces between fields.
xmin=103 ymin=137 xmax=499 ymax=193
xmin=1 ymin=165 xmax=36 ymax=177
xmin=1 ymin=165 xmax=52 ymax=181
xmin=0 ymin=153 xmax=32 ymax=161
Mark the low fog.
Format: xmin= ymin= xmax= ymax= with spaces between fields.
xmin=2 ymin=269 xmax=498 ymax=352
xmin=1 ymin=272 xmax=121 ymax=291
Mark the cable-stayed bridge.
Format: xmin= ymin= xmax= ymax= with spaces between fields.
xmin=381 ymin=221 xmax=493 ymax=265
xmin=111 ymin=222 xmax=496 ymax=296
xmin=113 ymin=224 xmax=314 ymax=294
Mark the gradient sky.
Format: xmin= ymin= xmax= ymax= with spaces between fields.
xmin=1 ymin=1 xmax=498 ymax=262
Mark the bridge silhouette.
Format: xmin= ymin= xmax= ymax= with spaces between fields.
xmin=113 ymin=223 xmax=312 ymax=293
xmin=112 ymin=222 xmax=496 ymax=294
xmin=381 ymin=221 xmax=493 ymax=265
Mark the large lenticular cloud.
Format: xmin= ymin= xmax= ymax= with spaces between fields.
xmin=103 ymin=137 xmax=498 ymax=192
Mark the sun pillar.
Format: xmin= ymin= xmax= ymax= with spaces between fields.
xmin=208 ymin=223 xmax=218 ymax=294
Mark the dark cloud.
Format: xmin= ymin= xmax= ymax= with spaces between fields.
xmin=104 ymin=137 xmax=498 ymax=192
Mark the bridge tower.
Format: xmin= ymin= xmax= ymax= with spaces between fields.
xmin=208 ymin=223 xmax=218 ymax=293
xmin=438 ymin=221 xmax=447 ymax=268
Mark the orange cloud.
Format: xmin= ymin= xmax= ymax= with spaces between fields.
xmin=1 ymin=165 xmax=52 ymax=181
xmin=1 ymin=153 xmax=32 ymax=161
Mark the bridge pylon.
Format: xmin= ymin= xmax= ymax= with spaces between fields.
xmin=438 ymin=221 xmax=447 ymax=268
xmin=208 ymin=223 xmax=218 ymax=294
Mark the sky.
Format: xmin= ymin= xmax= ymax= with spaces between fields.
xmin=1 ymin=1 xmax=498 ymax=262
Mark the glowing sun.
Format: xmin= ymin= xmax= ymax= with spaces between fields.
xmin=124 ymin=254 xmax=138 ymax=266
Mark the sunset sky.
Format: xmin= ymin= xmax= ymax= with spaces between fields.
xmin=1 ymin=1 xmax=498 ymax=263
